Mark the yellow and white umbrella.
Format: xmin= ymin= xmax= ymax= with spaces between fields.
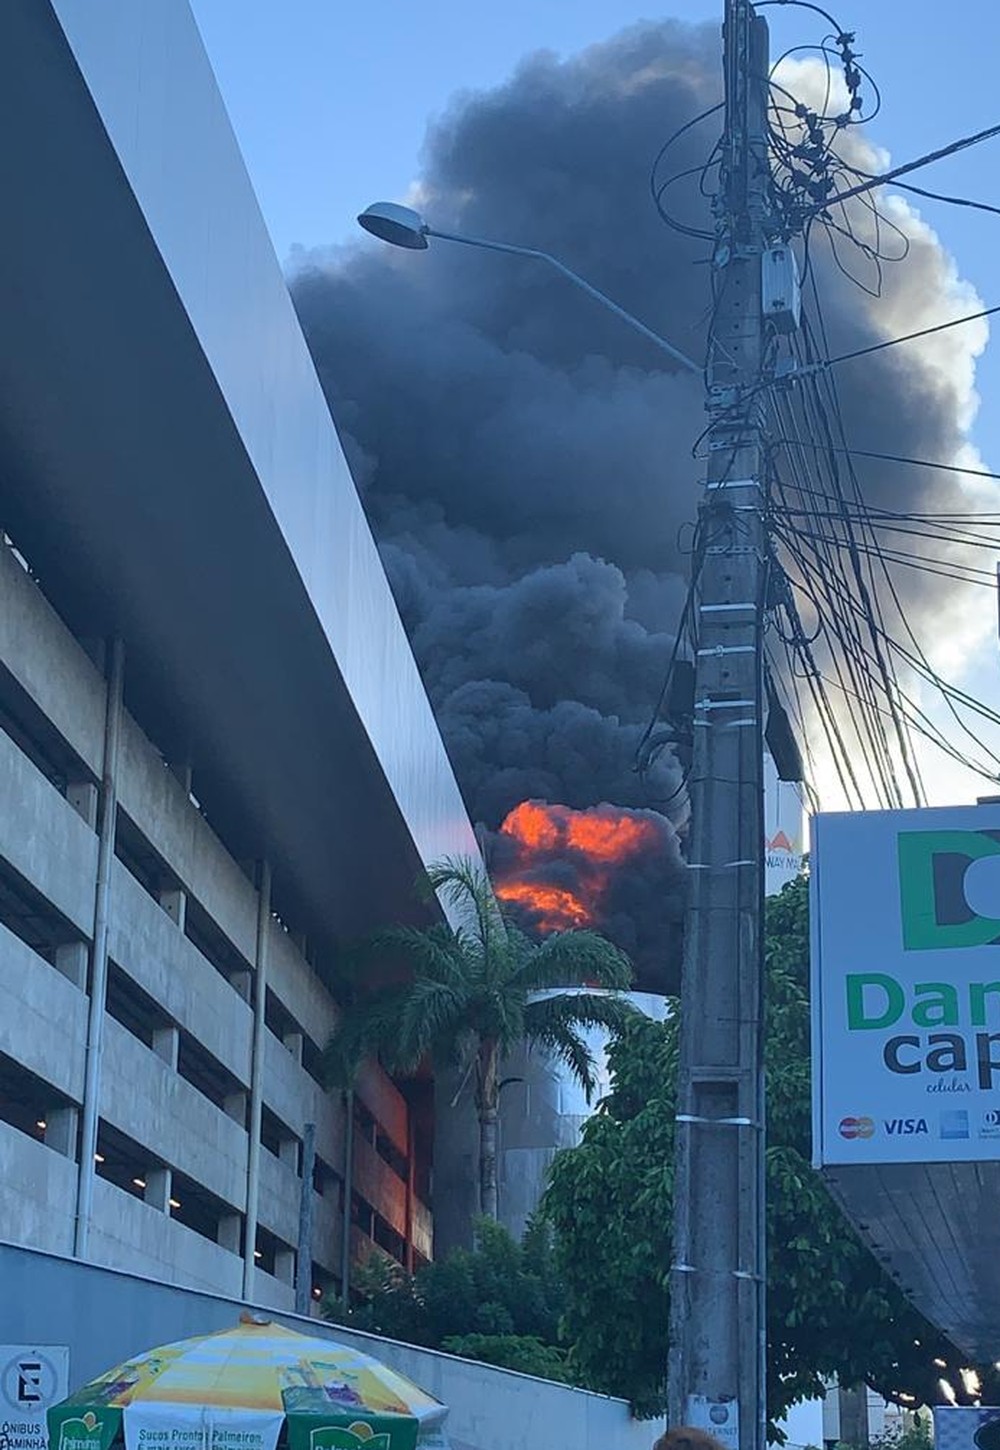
xmin=47 ymin=1316 xmax=448 ymax=1450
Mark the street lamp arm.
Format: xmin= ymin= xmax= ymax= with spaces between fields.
xmin=426 ymin=226 xmax=701 ymax=375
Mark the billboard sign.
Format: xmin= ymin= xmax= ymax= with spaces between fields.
xmin=812 ymin=804 xmax=1000 ymax=1166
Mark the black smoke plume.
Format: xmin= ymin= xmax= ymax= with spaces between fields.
xmin=290 ymin=21 xmax=982 ymax=977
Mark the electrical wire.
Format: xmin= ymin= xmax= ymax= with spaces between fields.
xmin=648 ymin=3 xmax=1000 ymax=814
xmin=805 ymin=120 xmax=1000 ymax=216
xmin=771 ymin=436 xmax=1000 ymax=486
xmin=855 ymin=175 xmax=1000 ymax=221
xmin=767 ymin=271 xmax=1000 ymax=802
xmin=809 ymin=303 xmax=1000 ymax=371
xmin=649 ymin=103 xmax=724 ymax=243
xmin=770 ymin=289 xmax=934 ymax=804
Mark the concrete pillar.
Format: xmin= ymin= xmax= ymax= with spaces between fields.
xmin=158 ymin=887 xmax=186 ymax=931
xmin=279 ymin=1137 xmax=300 ymax=1171
xmin=839 ymin=1384 xmax=870 ymax=1449
xmin=296 ymin=1122 xmax=316 ymax=1316
xmin=144 ymin=1167 xmax=172 ymax=1213
xmin=224 ymin=1092 xmax=247 ymax=1126
xmin=275 ymin=1248 xmax=296 ymax=1285
xmin=66 ymin=781 xmax=99 ymax=829
xmin=152 ymin=1025 xmax=180 ymax=1069
xmin=405 ymin=1113 xmax=415 ymax=1274
xmin=242 ymin=861 xmax=271 ymax=1300
xmin=230 ymin=969 xmax=251 ymax=1002
xmin=45 ymin=1105 xmax=78 ymax=1159
xmin=75 ymin=635 xmax=124 ymax=1261
xmin=218 ymin=1214 xmax=241 ymax=1254
xmin=283 ymin=1031 xmax=303 ymax=1064
xmin=54 ymin=941 xmax=88 ymax=990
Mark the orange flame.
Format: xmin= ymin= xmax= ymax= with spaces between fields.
xmin=493 ymin=881 xmax=591 ymax=930
xmin=503 ymin=800 xmax=562 ymax=852
xmin=494 ymin=800 xmax=659 ymax=934
xmin=565 ymin=812 xmax=657 ymax=860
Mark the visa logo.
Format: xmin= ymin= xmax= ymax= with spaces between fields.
xmin=884 ymin=1118 xmax=928 ymax=1136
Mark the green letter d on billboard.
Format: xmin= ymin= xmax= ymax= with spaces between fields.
xmin=898 ymin=830 xmax=1000 ymax=951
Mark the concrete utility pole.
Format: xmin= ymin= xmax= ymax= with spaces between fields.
xmin=667 ymin=5 xmax=770 ymax=1450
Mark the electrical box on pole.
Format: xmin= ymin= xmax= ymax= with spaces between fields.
xmin=761 ymin=245 xmax=800 ymax=334
xmin=667 ymin=5 xmax=770 ymax=1450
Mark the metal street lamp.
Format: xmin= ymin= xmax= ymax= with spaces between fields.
xmin=357 ymin=202 xmax=701 ymax=375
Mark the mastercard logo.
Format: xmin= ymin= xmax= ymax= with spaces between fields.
xmin=839 ymin=1116 xmax=875 ymax=1140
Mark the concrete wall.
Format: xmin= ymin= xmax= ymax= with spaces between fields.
xmin=0 ymin=1127 xmax=77 ymax=1257
xmin=0 ymin=925 xmax=88 ymax=1103
xmin=0 ymin=1243 xmax=652 ymax=1450
xmin=0 ymin=539 xmax=426 ymax=1301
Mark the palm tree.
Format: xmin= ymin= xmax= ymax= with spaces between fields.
xmin=324 ymin=856 xmax=635 ymax=1221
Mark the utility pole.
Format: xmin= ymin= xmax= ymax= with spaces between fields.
xmin=667 ymin=5 xmax=770 ymax=1450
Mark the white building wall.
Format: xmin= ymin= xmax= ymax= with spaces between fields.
xmin=0 ymin=530 xmax=106 ymax=771
xmin=108 ymin=864 xmax=254 ymax=1086
xmin=0 ymin=1125 xmax=77 ymax=1257
xmin=0 ymin=539 xmax=424 ymax=1304
xmin=115 ymin=708 xmax=260 ymax=966
xmin=99 ymin=1019 xmax=249 ymax=1210
xmin=87 ymin=1176 xmax=245 ymax=1298
xmin=0 ymin=725 xmax=98 ymax=934
xmin=0 ymin=927 xmax=88 ymax=1103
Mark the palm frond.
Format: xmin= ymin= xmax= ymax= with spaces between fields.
xmin=524 ymin=989 xmax=638 ymax=1042
xmin=394 ymin=976 xmax=470 ymax=1069
xmin=322 ymin=985 xmax=414 ymax=1088
xmin=365 ymin=922 xmax=471 ymax=987
xmin=427 ymin=856 xmax=504 ymax=956
xmin=528 ymin=1021 xmax=599 ymax=1099
xmin=511 ymin=930 xmax=633 ymax=993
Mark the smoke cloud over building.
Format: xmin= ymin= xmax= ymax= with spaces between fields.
xmin=290 ymin=20 xmax=986 ymax=979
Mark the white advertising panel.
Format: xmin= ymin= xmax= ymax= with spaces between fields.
xmin=812 ymin=804 xmax=1000 ymax=1166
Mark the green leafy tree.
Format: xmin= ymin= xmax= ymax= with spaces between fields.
xmin=439 ymin=1334 xmax=572 ymax=1383
xmin=324 ymin=1217 xmax=575 ymax=1383
xmin=543 ymin=876 xmax=995 ymax=1423
xmin=324 ymin=857 xmax=634 ymax=1220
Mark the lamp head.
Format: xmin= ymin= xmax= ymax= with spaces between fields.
xmin=357 ymin=202 xmax=429 ymax=249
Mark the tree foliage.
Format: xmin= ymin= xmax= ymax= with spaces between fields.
xmin=543 ymin=876 xmax=994 ymax=1424
xmin=323 ymin=1218 xmax=574 ymax=1384
xmin=324 ymin=856 xmax=635 ymax=1218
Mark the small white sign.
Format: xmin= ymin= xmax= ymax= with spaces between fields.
xmin=685 ymin=1395 xmax=739 ymax=1450
xmin=0 ymin=1346 xmax=70 ymax=1450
